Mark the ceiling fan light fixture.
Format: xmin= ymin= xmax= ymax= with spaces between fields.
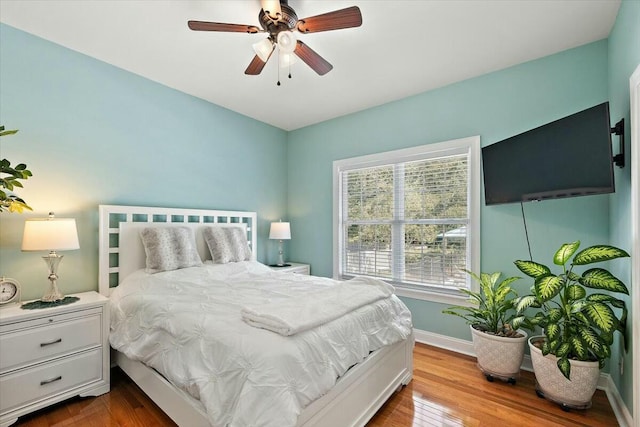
xmin=277 ymin=30 xmax=297 ymax=54
xmin=279 ymin=52 xmax=297 ymax=68
xmin=189 ymin=2 xmax=363 ymax=77
xmin=252 ymin=38 xmax=274 ymax=62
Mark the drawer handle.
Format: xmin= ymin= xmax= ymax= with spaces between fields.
xmin=40 ymin=338 xmax=62 ymax=347
xmin=40 ymin=376 xmax=62 ymax=386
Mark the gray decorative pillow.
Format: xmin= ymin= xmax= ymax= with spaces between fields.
xmin=140 ymin=227 xmax=203 ymax=273
xmin=203 ymin=226 xmax=252 ymax=264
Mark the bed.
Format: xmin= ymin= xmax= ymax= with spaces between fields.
xmin=98 ymin=204 xmax=414 ymax=427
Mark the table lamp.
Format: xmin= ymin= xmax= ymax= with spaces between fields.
xmin=269 ymin=220 xmax=291 ymax=267
xmin=22 ymin=212 xmax=79 ymax=302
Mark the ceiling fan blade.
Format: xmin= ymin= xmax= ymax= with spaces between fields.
xmin=188 ymin=20 xmax=260 ymax=34
xmin=296 ymin=6 xmax=362 ymax=33
xmin=245 ymin=49 xmax=274 ymax=75
xmin=294 ymin=41 xmax=333 ymax=75
xmin=260 ymin=0 xmax=282 ymax=21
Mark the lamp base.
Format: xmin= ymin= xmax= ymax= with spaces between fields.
xmin=269 ymin=263 xmax=292 ymax=268
xmin=41 ymin=253 xmax=65 ymax=302
xmin=277 ymin=240 xmax=287 ymax=267
xmin=41 ymin=279 xmax=65 ymax=302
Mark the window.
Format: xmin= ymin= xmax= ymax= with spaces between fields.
xmin=333 ymin=136 xmax=480 ymax=304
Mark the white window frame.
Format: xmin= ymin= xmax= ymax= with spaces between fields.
xmin=333 ymin=136 xmax=481 ymax=305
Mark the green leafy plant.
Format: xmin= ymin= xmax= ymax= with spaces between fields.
xmin=443 ymin=270 xmax=528 ymax=337
xmin=0 ymin=126 xmax=32 ymax=213
xmin=514 ymin=241 xmax=629 ymax=380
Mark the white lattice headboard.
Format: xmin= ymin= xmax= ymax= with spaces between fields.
xmin=98 ymin=205 xmax=257 ymax=296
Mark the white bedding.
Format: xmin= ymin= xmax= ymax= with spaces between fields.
xmin=109 ymin=261 xmax=413 ymax=427
xmin=240 ymin=275 xmax=395 ymax=336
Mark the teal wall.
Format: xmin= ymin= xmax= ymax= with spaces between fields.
xmin=288 ymin=40 xmax=610 ymax=341
xmin=0 ymin=24 xmax=289 ymax=300
xmin=1 ymin=4 xmax=637 ymax=417
xmin=607 ymin=0 xmax=639 ymax=417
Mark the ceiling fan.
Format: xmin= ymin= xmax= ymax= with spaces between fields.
xmin=188 ymin=0 xmax=362 ymax=77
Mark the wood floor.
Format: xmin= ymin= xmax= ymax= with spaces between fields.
xmin=13 ymin=343 xmax=618 ymax=427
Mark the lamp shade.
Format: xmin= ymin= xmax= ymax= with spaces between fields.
xmin=269 ymin=221 xmax=291 ymax=240
xmin=22 ymin=216 xmax=80 ymax=251
xmin=277 ymin=31 xmax=297 ymax=54
xmin=253 ymin=38 xmax=274 ymax=62
xmin=279 ymin=52 xmax=297 ymax=68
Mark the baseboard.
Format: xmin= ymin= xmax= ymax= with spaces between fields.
xmin=601 ymin=374 xmax=633 ymax=427
xmin=413 ymin=328 xmax=632 ymax=427
xmin=413 ymin=328 xmax=533 ymax=372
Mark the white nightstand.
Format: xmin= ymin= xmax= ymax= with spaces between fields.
xmin=268 ymin=262 xmax=310 ymax=275
xmin=0 ymin=291 xmax=110 ymax=427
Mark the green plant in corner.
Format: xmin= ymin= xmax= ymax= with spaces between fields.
xmin=444 ymin=270 xmax=532 ymax=383
xmin=514 ymin=241 xmax=629 ymax=380
xmin=0 ymin=125 xmax=33 ymax=213
xmin=443 ymin=270 xmax=529 ymax=336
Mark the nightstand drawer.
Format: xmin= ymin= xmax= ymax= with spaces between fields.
xmin=0 ymin=348 xmax=102 ymax=413
xmin=289 ymin=265 xmax=310 ymax=275
xmin=268 ymin=262 xmax=310 ymax=275
xmin=0 ymin=313 xmax=102 ymax=372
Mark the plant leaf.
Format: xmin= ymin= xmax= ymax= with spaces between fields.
xmin=514 ymin=260 xmax=551 ymax=278
xmin=534 ymin=275 xmax=563 ymax=302
xmin=499 ymin=276 xmax=521 ymax=287
xmin=0 ymin=128 xmax=18 ymax=137
xmin=573 ymin=245 xmax=630 ymax=265
xmin=557 ymin=357 xmax=571 ymax=380
xmin=602 ymin=343 xmax=611 ymax=358
xmin=567 ymin=271 xmax=581 ymax=281
xmin=600 ymin=331 xmax=614 ymax=346
xmin=515 ymin=295 xmax=540 ymax=313
xmin=578 ymin=326 xmax=605 ymax=357
xmin=463 ymin=269 xmax=482 ymax=288
xmin=511 ymin=315 xmax=532 ymax=331
xmin=546 ymin=308 xmax=563 ymax=323
xmin=556 ymin=342 xmax=571 ymax=358
xmin=570 ymin=300 xmax=589 ymax=315
xmin=580 ymin=268 xmax=629 ymax=294
xmin=586 ymin=293 xmax=625 ymax=306
xmin=582 ymin=302 xmax=618 ymax=334
xmin=545 ymin=322 xmax=560 ymax=341
xmin=570 ymin=336 xmax=588 ymax=360
xmin=566 ymin=284 xmax=586 ymax=301
xmin=554 ymin=241 xmax=580 ymax=266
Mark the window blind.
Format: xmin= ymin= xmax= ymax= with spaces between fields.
xmin=340 ymin=153 xmax=469 ymax=291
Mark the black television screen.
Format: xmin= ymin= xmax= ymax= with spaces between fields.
xmin=482 ymin=102 xmax=615 ymax=205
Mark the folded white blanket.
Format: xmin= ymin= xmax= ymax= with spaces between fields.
xmin=241 ymin=276 xmax=395 ymax=336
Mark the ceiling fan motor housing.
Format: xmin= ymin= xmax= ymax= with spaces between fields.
xmin=259 ymin=2 xmax=298 ymax=38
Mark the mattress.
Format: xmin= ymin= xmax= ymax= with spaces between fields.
xmin=109 ymin=261 xmax=413 ymax=427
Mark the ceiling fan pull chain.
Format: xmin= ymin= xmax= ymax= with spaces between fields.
xmin=277 ymin=50 xmax=281 ymax=86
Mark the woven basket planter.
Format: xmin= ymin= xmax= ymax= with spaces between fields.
xmin=528 ymin=336 xmax=600 ymax=410
xmin=470 ymin=325 xmax=527 ymax=382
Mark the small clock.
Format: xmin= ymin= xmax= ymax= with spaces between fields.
xmin=0 ymin=277 xmax=21 ymax=306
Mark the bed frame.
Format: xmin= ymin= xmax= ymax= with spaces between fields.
xmin=98 ymin=204 xmax=413 ymax=427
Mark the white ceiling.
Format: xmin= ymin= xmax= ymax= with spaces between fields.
xmin=0 ymin=0 xmax=621 ymax=131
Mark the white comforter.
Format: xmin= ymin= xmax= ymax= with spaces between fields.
xmin=109 ymin=261 xmax=413 ymax=427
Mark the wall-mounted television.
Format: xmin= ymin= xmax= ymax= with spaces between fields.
xmin=482 ymin=102 xmax=615 ymax=206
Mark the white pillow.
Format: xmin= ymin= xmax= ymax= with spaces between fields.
xmin=140 ymin=227 xmax=203 ymax=273
xmin=203 ymin=226 xmax=252 ymax=264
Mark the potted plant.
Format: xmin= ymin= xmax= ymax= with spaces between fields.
xmin=514 ymin=241 xmax=629 ymax=410
xmin=443 ymin=270 xmax=530 ymax=384
xmin=0 ymin=126 xmax=32 ymax=213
